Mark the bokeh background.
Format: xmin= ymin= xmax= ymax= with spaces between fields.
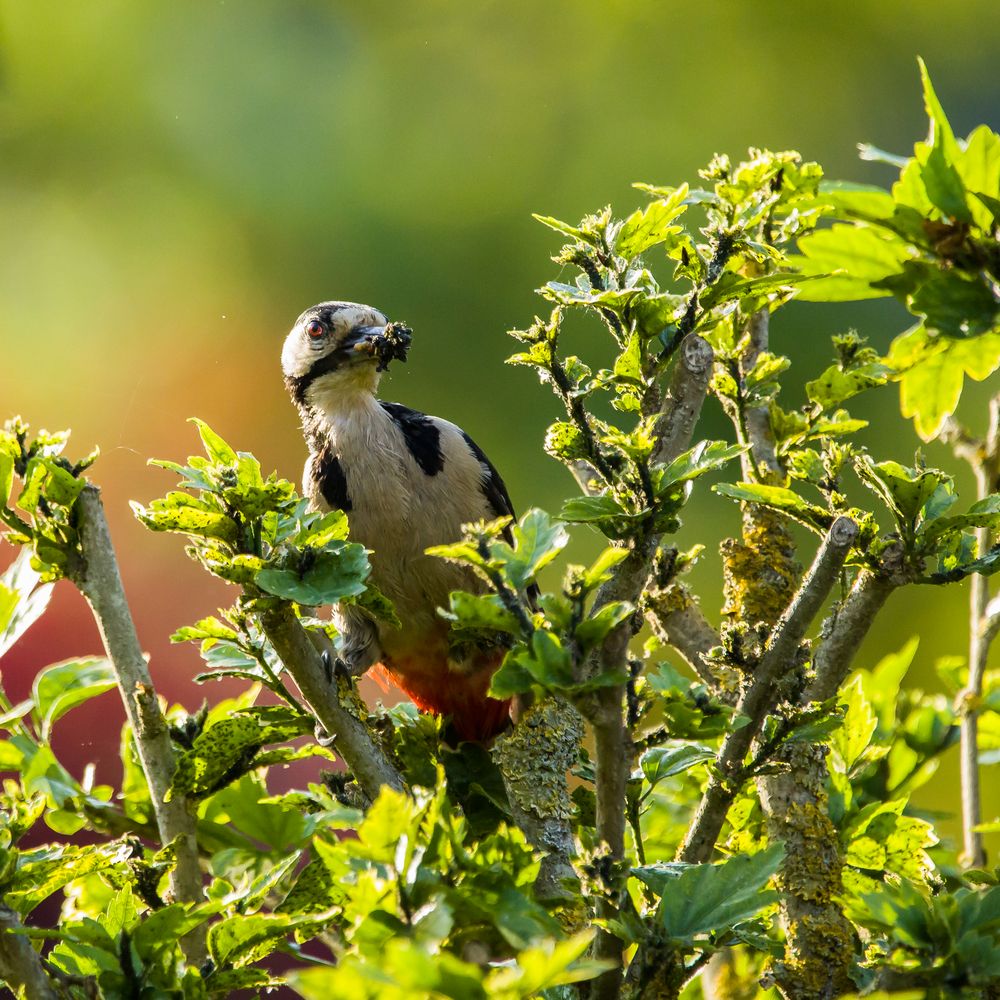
xmin=2 ymin=2 xmax=1000 ymax=853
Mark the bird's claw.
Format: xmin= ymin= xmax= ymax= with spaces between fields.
xmin=322 ymin=649 xmax=357 ymax=684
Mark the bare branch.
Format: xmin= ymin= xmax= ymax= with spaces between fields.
xmin=651 ymin=335 xmax=714 ymax=467
xmin=70 ymin=486 xmax=205 ymax=962
xmin=589 ymin=694 xmax=629 ymax=1000
xmin=806 ymin=563 xmax=901 ymax=703
xmin=644 ymin=583 xmax=725 ymax=688
xmin=679 ymin=516 xmax=857 ymax=864
xmin=0 ymin=906 xmax=59 ymax=1000
xmin=257 ymin=604 xmax=405 ymax=798
xmin=577 ymin=329 xmax=712 ymax=992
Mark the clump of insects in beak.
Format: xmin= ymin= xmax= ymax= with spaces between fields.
xmin=355 ymin=321 xmax=413 ymax=372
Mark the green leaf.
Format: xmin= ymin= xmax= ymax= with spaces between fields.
xmin=794 ymin=224 xmax=914 ymax=301
xmin=20 ymin=740 xmax=82 ymax=811
xmin=348 ymin=784 xmax=423 ymax=865
xmin=544 ymin=421 xmax=589 ymax=462
xmin=918 ymin=58 xmax=960 ymax=162
xmin=854 ymin=458 xmax=946 ymax=526
xmin=31 ymin=658 xmax=117 ymax=741
xmin=910 ymin=269 xmax=1000 ymax=339
xmin=639 ymin=742 xmax=715 ymax=788
xmin=559 ymin=494 xmax=642 ymax=538
xmin=491 ymin=886 xmax=563 ymax=951
xmin=574 ymin=601 xmax=633 ymax=649
xmin=131 ymin=496 xmax=238 ymax=543
xmin=896 ymin=339 xmax=965 ymax=441
xmin=805 ymin=361 xmax=892 ymax=408
xmin=653 ymin=844 xmax=785 ymax=942
xmin=171 ymin=712 xmax=311 ymax=799
xmin=5 ymin=841 xmax=136 ymax=916
xmin=615 ymin=185 xmax=688 ymax=259
xmin=490 ymin=631 xmax=574 ymax=697
xmin=0 ymin=550 xmax=54 ymax=659
xmin=829 ymin=676 xmax=878 ymax=772
xmin=506 ymin=508 xmax=570 ymax=590
xmin=921 ymin=142 xmax=972 ymax=223
xmin=541 ymin=282 xmax=643 ymax=312
xmin=713 ymin=482 xmax=833 ymax=533
xmin=209 ymin=909 xmax=332 ymax=968
xmin=204 ymin=774 xmax=314 ymax=850
xmin=18 ymin=457 xmax=86 ymax=512
xmin=817 ymin=179 xmax=897 ymax=219
xmin=490 ymin=930 xmax=608 ymax=994
xmin=930 ymin=543 xmax=1000 ymax=583
xmin=579 ymin=546 xmax=630 ymax=592
xmin=919 ymin=494 xmax=1000 ymax=545
xmin=560 ymin=495 xmax=626 ymax=522
xmin=700 ymin=271 xmax=818 ymax=312
xmin=0 ymin=447 xmax=14 ymax=507
xmin=659 ymin=441 xmax=745 ymax=487
xmin=130 ymin=903 xmax=218 ymax=967
xmin=255 ymin=541 xmax=370 ymax=606
xmin=170 ymin=615 xmax=239 ymax=644
xmin=278 ymin=857 xmax=346 ymax=915
xmin=960 ymin=126 xmax=1000 ymax=229
xmin=440 ymin=591 xmax=520 ymax=634
xmin=613 ymin=332 xmax=642 ymax=384
xmin=532 ymin=213 xmax=595 ymax=246
xmin=190 ymin=417 xmax=238 ymax=466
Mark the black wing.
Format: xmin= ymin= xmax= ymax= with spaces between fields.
xmin=460 ymin=430 xmax=516 ymax=525
xmin=379 ymin=401 xmax=445 ymax=476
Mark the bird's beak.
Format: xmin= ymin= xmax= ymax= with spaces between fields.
xmin=343 ymin=321 xmax=411 ymax=371
xmin=345 ymin=324 xmax=387 ymax=349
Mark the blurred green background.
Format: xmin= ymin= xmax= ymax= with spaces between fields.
xmin=2 ymin=2 xmax=999 ymax=849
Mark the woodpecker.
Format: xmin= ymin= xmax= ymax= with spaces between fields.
xmin=281 ymin=300 xmax=518 ymax=741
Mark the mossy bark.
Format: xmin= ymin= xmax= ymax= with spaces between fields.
xmin=721 ymin=504 xmax=856 ymax=998
xmin=493 ymin=697 xmax=583 ymax=909
xmin=721 ymin=506 xmax=799 ymax=626
xmin=757 ymin=745 xmax=855 ymax=1000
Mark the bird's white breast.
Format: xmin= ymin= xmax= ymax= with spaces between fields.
xmin=308 ymin=392 xmax=493 ymax=640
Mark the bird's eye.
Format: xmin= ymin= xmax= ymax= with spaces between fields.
xmin=305 ymin=319 xmax=326 ymax=340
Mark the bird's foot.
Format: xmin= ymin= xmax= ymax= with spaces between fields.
xmin=322 ymin=649 xmax=364 ymax=684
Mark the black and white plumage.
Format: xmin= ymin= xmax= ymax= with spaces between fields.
xmin=281 ymin=301 xmax=515 ymax=740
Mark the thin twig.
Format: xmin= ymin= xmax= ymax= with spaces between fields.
xmin=678 ymin=516 xmax=857 ymax=864
xmin=741 ymin=309 xmax=782 ymax=481
xmin=257 ymin=604 xmax=405 ymax=798
xmin=70 ymin=486 xmax=206 ymax=964
xmin=0 ymin=906 xmax=59 ymax=999
xmin=806 ymin=561 xmax=902 ymax=703
xmin=941 ymin=398 xmax=1000 ymax=867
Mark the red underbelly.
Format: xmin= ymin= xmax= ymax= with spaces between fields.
xmin=371 ymin=642 xmax=511 ymax=742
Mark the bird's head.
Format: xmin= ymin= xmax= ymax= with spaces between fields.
xmin=282 ymin=301 xmax=393 ymax=408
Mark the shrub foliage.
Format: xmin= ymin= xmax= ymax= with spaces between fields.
xmin=2 ymin=64 xmax=1000 ymax=999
